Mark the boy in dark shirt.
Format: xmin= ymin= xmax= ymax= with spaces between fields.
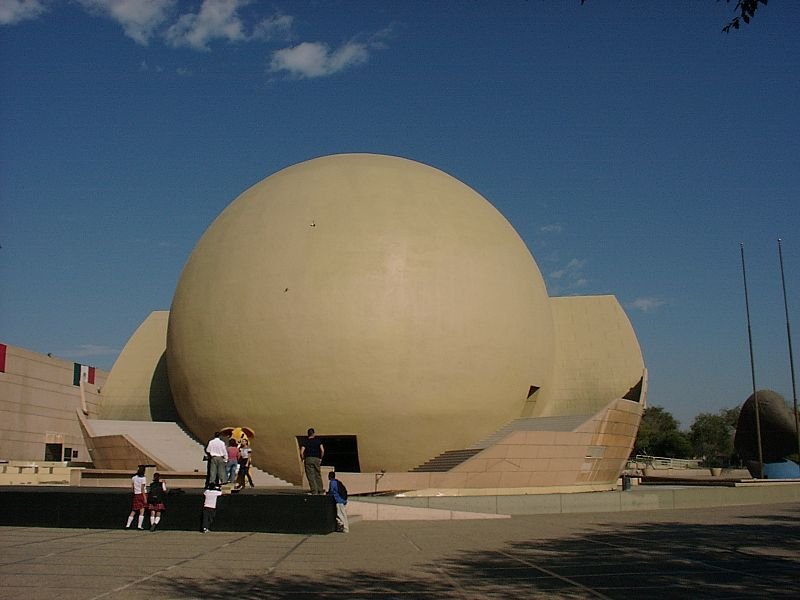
xmin=327 ymin=471 xmax=349 ymax=533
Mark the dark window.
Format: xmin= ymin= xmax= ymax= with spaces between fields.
xmin=63 ymin=447 xmax=72 ymax=462
xmin=321 ymin=435 xmax=360 ymax=472
xmin=623 ymin=378 xmax=643 ymax=402
xmin=527 ymin=385 xmax=540 ymax=399
xmin=44 ymin=443 xmax=62 ymax=462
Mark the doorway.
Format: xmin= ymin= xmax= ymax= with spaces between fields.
xmin=297 ymin=434 xmax=361 ymax=472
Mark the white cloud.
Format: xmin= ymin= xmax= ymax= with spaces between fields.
xmin=165 ymin=0 xmax=253 ymax=50
xmin=139 ymin=60 xmax=165 ymax=72
xmin=68 ymin=344 xmax=119 ymax=358
xmin=268 ymin=24 xmax=399 ymax=79
xmin=0 ymin=0 xmax=46 ymax=25
xmin=78 ymin=0 xmax=175 ymax=45
xmin=628 ymin=297 xmax=667 ymax=313
xmin=539 ymin=224 xmax=562 ymax=234
xmin=252 ymin=12 xmax=292 ymax=41
xmin=269 ymin=40 xmax=370 ymax=78
xmin=549 ymin=258 xmax=585 ymax=280
xmin=547 ymin=258 xmax=588 ymax=295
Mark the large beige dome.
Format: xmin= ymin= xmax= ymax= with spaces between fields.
xmin=167 ymin=154 xmax=554 ymax=483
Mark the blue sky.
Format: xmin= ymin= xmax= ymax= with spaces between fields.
xmin=1 ymin=0 xmax=798 ymax=428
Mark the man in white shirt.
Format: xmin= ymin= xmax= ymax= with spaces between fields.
xmin=205 ymin=432 xmax=227 ymax=485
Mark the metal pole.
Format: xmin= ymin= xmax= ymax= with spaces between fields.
xmin=740 ymin=243 xmax=764 ymax=478
xmin=777 ymin=238 xmax=800 ymax=459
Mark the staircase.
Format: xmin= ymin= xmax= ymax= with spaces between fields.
xmin=410 ymin=414 xmax=594 ymax=473
xmin=410 ymin=449 xmax=482 ymax=472
xmin=85 ymin=419 xmax=291 ymax=487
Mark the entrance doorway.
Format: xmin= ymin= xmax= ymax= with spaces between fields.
xmin=321 ymin=435 xmax=360 ymax=472
xmin=297 ymin=435 xmax=361 ymax=472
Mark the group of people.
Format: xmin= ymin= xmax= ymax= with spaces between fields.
xmin=204 ymin=431 xmax=255 ymax=489
xmin=124 ymin=426 xmax=349 ymax=534
xmin=124 ymin=466 xmax=167 ymax=531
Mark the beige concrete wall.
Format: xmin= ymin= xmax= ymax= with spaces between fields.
xmin=77 ymin=412 xmax=173 ymax=471
xmin=83 ymin=434 xmax=170 ymax=471
xmin=98 ymin=311 xmax=175 ymax=421
xmin=0 ymin=343 xmax=106 ymax=463
xmin=339 ymin=393 xmax=645 ymax=496
xmin=531 ymin=295 xmax=644 ymax=417
xmin=415 ymin=396 xmax=643 ymax=492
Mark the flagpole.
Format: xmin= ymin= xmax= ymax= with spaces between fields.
xmin=740 ymin=243 xmax=764 ymax=478
xmin=777 ymin=238 xmax=800 ymax=459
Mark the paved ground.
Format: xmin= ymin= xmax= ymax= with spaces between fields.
xmin=1 ymin=502 xmax=798 ymax=599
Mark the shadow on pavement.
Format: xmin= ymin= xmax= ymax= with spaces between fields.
xmin=159 ymin=507 xmax=800 ymax=599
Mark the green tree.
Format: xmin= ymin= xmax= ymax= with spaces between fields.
xmin=635 ymin=406 xmax=692 ymax=459
xmin=580 ymin=0 xmax=769 ymax=33
xmin=721 ymin=0 xmax=769 ymax=33
xmin=689 ymin=411 xmax=737 ymax=464
xmin=720 ymin=406 xmax=741 ymax=429
xmin=653 ymin=430 xmax=694 ymax=459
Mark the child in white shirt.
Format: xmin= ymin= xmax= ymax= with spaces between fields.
xmin=201 ymin=482 xmax=222 ymax=532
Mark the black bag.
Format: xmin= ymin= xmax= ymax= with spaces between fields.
xmin=336 ymin=479 xmax=348 ymax=501
xmin=148 ymin=482 xmax=164 ymax=504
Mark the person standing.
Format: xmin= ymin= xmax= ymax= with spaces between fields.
xmin=237 ymin=438 xmax=254 ymax=489
xmin=201 ymin=482 xmax=222 ymax=533
xmin=225 ymin=438 xmax=240 ymax=484
xmin=125 ymin=465 xmax=147 ymax=530
xmin=147 ymin=472 xmax=167 ymax=531
xmin=205 ymin=432 xmax=227 ymax=485
xmin=300 ymin=427 xmax=325 ymax=494
xmin=327 ymin=471 xmax=349 ymax=533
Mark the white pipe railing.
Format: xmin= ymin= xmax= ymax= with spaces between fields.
xmin=630 ymin=454 xmax=703 ymax=470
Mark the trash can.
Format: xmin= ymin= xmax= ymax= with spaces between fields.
xmin=622 ymin=475 xmax=632 ymax=491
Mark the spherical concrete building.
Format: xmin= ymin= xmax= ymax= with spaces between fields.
xmin=167 ymin=154 xmax=555 ymax=483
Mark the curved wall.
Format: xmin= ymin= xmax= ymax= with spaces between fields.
xmin=98 ymin=311 xmax=175 ymax=421
xmin=167 ymin=154 xmax=555 ymax=482
xmin=531 ymin=295 xmax=645 ymax=417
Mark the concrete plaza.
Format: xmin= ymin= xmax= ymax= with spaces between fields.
xmin=1 ymin=501 xmax=798 ymax=599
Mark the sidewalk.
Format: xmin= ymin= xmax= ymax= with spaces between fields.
xmin=1 ymin=502 xmax=798 ymax=599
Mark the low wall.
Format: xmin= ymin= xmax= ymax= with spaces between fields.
xmin=351 ymin=481 xmax=800 ymax=516
xmin=0 ymin=486 xmax=337 ymax=534
xmin=78 ymin=469 xmax=209 ymax=489
xmin=0 ymin=461 xmax=82 ymax=486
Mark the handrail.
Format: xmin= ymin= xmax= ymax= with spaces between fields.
xmin=630 ymin=454 xmax=703 ymax=469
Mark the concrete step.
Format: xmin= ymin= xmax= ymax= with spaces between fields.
xmin=411 ymin=449 xmax=482 ymax=472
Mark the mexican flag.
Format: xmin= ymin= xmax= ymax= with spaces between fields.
xmin=73 ymin=362 xmax=95 ymax=386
